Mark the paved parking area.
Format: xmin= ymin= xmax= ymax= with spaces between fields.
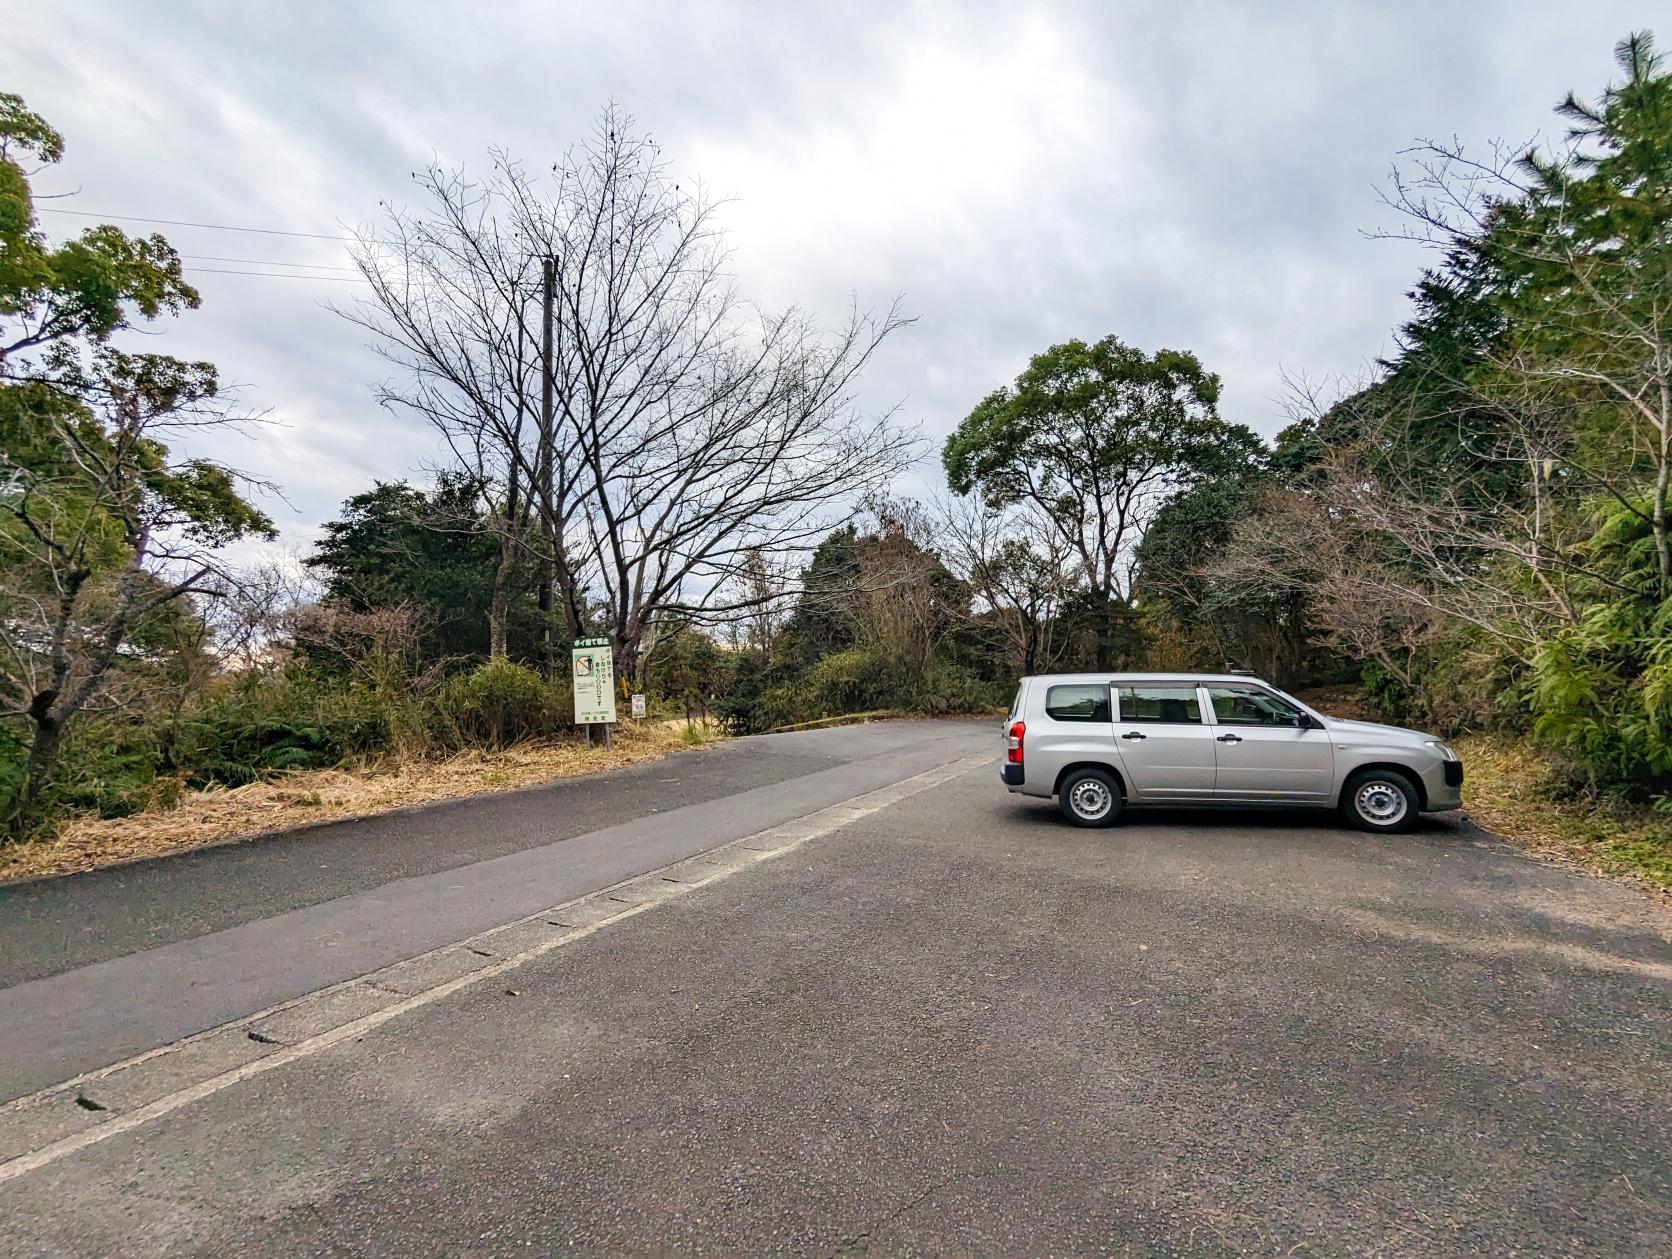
xmin=2 ymin=740 xmax=1669 ymax=1255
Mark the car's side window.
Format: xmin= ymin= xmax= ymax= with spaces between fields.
xmin=1115 ymin=685 xmax=1202 ymax=724
xmin=1045 ymin=684 xmax=1110 ymax=722
xmin=1207 ymin=685 xmax=1303 ymax=727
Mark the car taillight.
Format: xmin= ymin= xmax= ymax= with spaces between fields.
xmin=1007 ymin=720 xmax=1025 ymax=764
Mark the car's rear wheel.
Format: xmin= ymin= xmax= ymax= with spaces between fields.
xmin=1341 ymin=768 xmax=1419 ymax=833
xmin=1058 ymin=768 xmax=1122 ymax=828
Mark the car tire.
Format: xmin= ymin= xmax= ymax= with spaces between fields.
xmin=1341 ymin=768 xmax=1419 ymax=833
xmin=1057 ymin=768 xmax=1123 ymax=828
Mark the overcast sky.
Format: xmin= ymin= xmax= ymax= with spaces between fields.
xmin=9 ymin=1 xmax=1654 ymax=561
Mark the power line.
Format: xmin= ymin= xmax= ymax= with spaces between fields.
xmin=39 ymin=209 xmax=456 ymax=286
xmin=38 ymin=207 xmax=353 ymax=241
xmin=186 ymin=266 xmax=365 ymax=281
xmin=182 ymin=253 xmax=359 ymax=272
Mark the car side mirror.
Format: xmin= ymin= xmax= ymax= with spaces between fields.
xmin=1297 ymin=713 xmax=1315 ymax=730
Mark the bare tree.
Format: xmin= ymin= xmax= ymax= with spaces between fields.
xmin=839 ymin=498 xmax=967 ymax=673
xmin=724 ymin=545 xmax=788 ymax=654
xmin=344 ymin=110 xmax=918 ymax=685
xmin=1207 ymin=373 xmax=1599 ymax=685
xmin=508 ymin=107 xmax=920 ymax=684
xmin=1205 ymin=478 xmax=1451 ymax=687
xmin=340 ymin=159 xmax=583 ymax=660
xmin=1229 ymin=45 xmax=1672 ymax=696
xmin=147 ymin=563 xmax=300 ymax=773
xmin=937 ymin=496 xmax=1077 ymax=675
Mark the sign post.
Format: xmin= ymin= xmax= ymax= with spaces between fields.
xmin=570 ymin=637 xmax=616 ymax=747
xmin=630 ymin=693 xmax=647 ymax=720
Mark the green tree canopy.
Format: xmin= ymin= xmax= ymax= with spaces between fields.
xmin=0 ymin=94 xmax=197 ymax=371
xmin=1 ymin=92 xmax=269 ymax=834
xmin=776 ymin=525 xmax=861 ymax=669
xmin=306 ymin=476 xmax=533 ymax=665
xmin=944 ymin=335 xmax=1264 ymax=665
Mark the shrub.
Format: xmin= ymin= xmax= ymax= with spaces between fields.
xmin=747 ymin=681 xmax=812 ymax=732
xmin=175 ymin=668 xmax=394 ymax=786
xmin=1356 ymin=633 xmax=1522 ymax=737
xmin=1528 ymin=500 xmax=1672 ymax=800
xmin=1533 ymin=596 xmax=1672 ymax=798
xmin=913 ymin=660 xmax=1008 ymax=715
xmin=721 ymin=648 xmax=1008 ymax=732
xmin=1357 ymin=660 xmax=1415 ymax=724
xmin=0 ymin=718 xmax=174 ymax=832
xmin=802 ymin=647 xmax=908 ymax=715
xmin=0 ymin=723 xmax=26 ymax=819
xmin=18 ymin=720 xmax=165 ymax=821
xmin=713 ymin=651 xmax=774 ymax=734
xmin=437 ymin=658 xmax=566 ymax=749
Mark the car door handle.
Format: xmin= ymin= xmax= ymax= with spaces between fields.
xmin=1121 ymin=731 xmax=1146 ymax=740
xmin=1216 ymin=733 xmax=1243 ymax=743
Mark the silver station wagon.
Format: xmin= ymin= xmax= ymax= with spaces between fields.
xmin=1001 ymin=672 xmax=1463 ymax=833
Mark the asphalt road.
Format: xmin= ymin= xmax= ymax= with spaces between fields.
xmin=3 ymin=721 xmax=1670 ymax=1255
xmin=0 ymin=721 xmax=992 ymax=986
xmin=0 ymin=721 xmax=989 ymax=1097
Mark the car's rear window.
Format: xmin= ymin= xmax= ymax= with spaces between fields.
xmin=1115 ymin=685 xmax=1202 ymax=724
xmin=1046 ymin=684 xmax=1110 ymax=722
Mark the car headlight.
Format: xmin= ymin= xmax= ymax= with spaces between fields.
xmin=1425 ymin=739 xmax=1457 ymax=761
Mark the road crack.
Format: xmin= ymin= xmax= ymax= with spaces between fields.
xmin=832 ymin=1179 xmax=947 ymax=1256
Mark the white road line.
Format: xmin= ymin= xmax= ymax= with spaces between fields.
xmin=0 ymin=751 xmax=991 ymax=1184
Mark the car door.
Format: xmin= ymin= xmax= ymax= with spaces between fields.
xmin=1202 ymin=684 xmax=1334 ymax=801
xmin=1110 ymin=683 xmax=1217 ymax=799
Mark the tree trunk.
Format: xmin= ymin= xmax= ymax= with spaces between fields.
xmin=489 ymin=525 xmax=516 ymax=658
xmin=488 ymin=469 xmax=525 ymax=659
xmin=614 ymin=636 xmax=641 ymax=696
xmin=552 ymin=544 xmax=585 ymax=640
xmin=536 ymin=526 xmax=556 ymax=675
xmin=1654 ymin=411 xmax=1670 ymax=590
xmin=1094 ymin=600 xmax=1114 ymax=672
xmin=6 ymin=704 xmax=64 ymax=838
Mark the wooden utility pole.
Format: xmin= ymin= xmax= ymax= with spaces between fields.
xmin=538 ymin=255 xmax=557 ymax=677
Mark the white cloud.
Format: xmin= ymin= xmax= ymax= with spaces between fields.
xmin=8 ymin=0 xmax=1652 ymax=556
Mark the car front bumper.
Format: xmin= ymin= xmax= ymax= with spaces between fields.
xmin=1419 ymin=758 xmax=1464 ymax=811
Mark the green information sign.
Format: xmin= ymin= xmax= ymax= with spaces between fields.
xmin=570 ymin=639 xmax=616 ymax=724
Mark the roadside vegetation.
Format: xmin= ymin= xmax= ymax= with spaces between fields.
xmin=0 ymin=718 xmax=710 ymax=884
xmin=1455 ymin=732 xmax=1672 ymax=896
xmin=2 ymin=34 xmax=1669 ymax=890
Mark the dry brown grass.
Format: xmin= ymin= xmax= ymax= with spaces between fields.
xmin=1454 ymin=731 xmax=1672 ymax=900
xmin=0 ymin=721 xmax=719 ymax=886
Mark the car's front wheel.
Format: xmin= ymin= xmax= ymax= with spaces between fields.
xmin=1341 ymin=768 xmax=1419 ymax=833
xmin=1058 ymin=768 xmax=1123 ymax=828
